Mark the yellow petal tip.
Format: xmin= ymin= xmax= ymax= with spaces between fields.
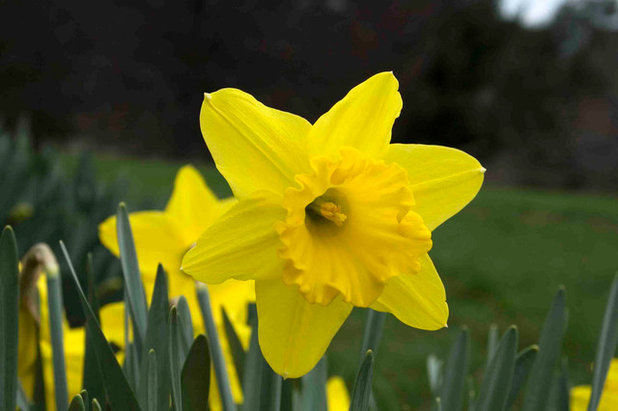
xmin=204 ymin=92 xmax=212 ymax=101
xmin=480 ymin=167 xmax=487 ymax=174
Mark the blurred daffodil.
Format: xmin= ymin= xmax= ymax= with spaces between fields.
xmin=182 ymin=72 xmax=485 ymax=377
xmin=571 ymin=359 xmax=618 ymax=411
xmin=99 ymin=165 xmax=254 ymax=408
xmin=327 ymin=376 xmax=350 ymax=411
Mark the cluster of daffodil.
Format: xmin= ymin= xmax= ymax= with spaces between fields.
xmin=2 ymin=72 xmax=616 ymax=410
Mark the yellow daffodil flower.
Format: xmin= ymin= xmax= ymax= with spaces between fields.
xmin=182 ymin=72 xmax=485 ymax=378
xmin=18 ymin=275 xmax=125 ymax=411
xmin=571 ymin=359 xmax=618 ymax=411
xmin=99 ymin=165 xmax=255 ymax=409
xmin=326 ymin=376 xmax=350 ymax=410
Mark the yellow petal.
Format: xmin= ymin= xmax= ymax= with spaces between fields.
xmin=182 ymin=195 xmax=286 ymax=283
xmin=386 ymin=144 xmax=485 ymax=231
xmin=200 ymin=89 xmax=311 ymax=198
xmin=255 ymin=279 xmax=352 ymax=378
xmin=570 ymin=386 xmax=591 ymax=411
xmin=309 ymin=72 xmax=402 ymax=159
xmin=165 ymin=165 xmax=232 ymax=241
xmin=371 ymin=253 xmax=448 ymax=330
xmin=99 ymin=211 xmax=189 ymax=283
xmin=327 ymin=376 xmax=351 ymax=411
xmin=100 ymin=301 xmax=125 ymax=346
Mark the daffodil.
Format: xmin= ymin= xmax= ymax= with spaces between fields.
xmin=181 ymin=72 xmax=485 ymax=377
xmin=99 ymin=165 xmax=255 ymax=408
xmin=571 ymin=359 xmax=618 ymax=411
xmin=326 ymin=376 xmax=350 ymax=410
xmin=18 ymin=274 xmax=125 ymax=411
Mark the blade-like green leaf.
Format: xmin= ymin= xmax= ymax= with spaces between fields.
xmin=182 ymin=335 xmax=211 ymax=411
xmin=80 ymin=389 xmax=89 ymax=411
xmin=196 ymin=283 xmax=236 ymax=411
xmin=46 ymin=266 xmax=69 ymax=410
xmin=301 ymin=356 xmax=328 ymax=411
xmin=552 ymin=359 xmax=569 ymax=411
xmin=485 ymin=324 xmax=499 ymax=372
xmin=17 ymin=380 xmax=31 ymax=411
xmin=222 ymin=307 xmax=246 ymax=382
xmin=440 ymin=328 xmax=470 ymax=411
xmin=176 ymin=296 xmax=194 ymax=357
xmin=242 ymin=318 xmax=262 ymax=410
xmin=241 ymin=314 xmax=282 ymax=411
xmin=475 ymin=326 xmax=518 ymax=411
xmin=522 ymin=287 xmax=568 ymax=411
xmin=588 ymin=275 xmax=618 ymax=411
xmin=60 ymin=241 xmax=141 ymax=411
xmin=138 ymin=265 xmax=170 ymax=411
xmin=350 ymin=350 xmax=375 ymax=411
xmin=68 ymin=394 xmax=86 ymax=411
xmin=146 ymin=349 xmax=158 ymax=411
xmin=0 ymin=226 xmax=19 ymax=411
xmin=170 ymin=306 xmax=183 ymax=411
xmin=427 ymin=355 xmax=443 ymax=397
xmin=125 ymin=342 xmax=141 ymax=393
xmin=83 ymin=254 xmax=106 ymax=403
xmin=91 ymin=398 xmax=102 ymax=411
xmin=116 ymin=203 xmax=148 ymax=355
xmin=359 ymin=309 xmax=387 ymax=362
xmin=259 ymin=360 xmax=282 ymax=411
xmin=506 ymin=345 xmax=538 ymax=409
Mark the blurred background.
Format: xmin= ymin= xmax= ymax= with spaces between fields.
xmin=2 ymin=0 xmax=618 ymax=409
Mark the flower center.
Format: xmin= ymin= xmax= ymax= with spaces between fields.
xmin=277 ymin=148 xmax=433 ymax=307
xmin=304 ymin=188 xmax=349 ymax=234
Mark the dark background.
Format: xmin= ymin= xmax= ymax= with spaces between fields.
xmin=1 ymin=0 xmax=618 ymax=188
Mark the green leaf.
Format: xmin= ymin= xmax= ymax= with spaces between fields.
xmin=242 ymin=319 xmax=262 ymax=410
xmin=91 ymin=398 xmax=102 ymax=411
xmin=138 ymin=265 xmax=171 ymax=411
xmin=182 ymin=335 xmax=211 ymax=411
xmin=83 ymin=254 xmax=106 ymax=403
xmin=588 ymin=274 xmax=618 ymax=411
xmin=301 ymin=356 xmax=328 ymax=411
xmin=169 ymin=306 xmax=183 ymax=411
xmin=125 ymin=342 xmax=141 ymax=393
xmin=506 ymin=345 xmax=538 ymax=409
xmin=196 ymin=283 xmax=236 ymax=411
xmin=116 ymin=203 xmax=148 ymax=355
xmin=46 ymin=266 xmax=69 ymax=410
xmin=359 ymin=309 xmax=387 ymax=362
xmin=440 ymin=328 xmax=470 ymax=411
xmin=280 ymin=379 xmax=296 ymax=411
xmin=258 ymin=360 xmax=282 ymax=411
xmin=522 ymin=287 xmax=568 ymax=411
xmin=146 ymin=349 xmax=158 ymax=411
xmin=485 ymin=324 xmax=499 ymax=372
xmin=241 ymin=316 xmax=282 ymax=411
xmin=552 ymin=359 xmax=569 ymax=411
xmin=60 ymin=241 xmax=141 ymax=411
xmin=426 ymin=355 xmax=443 ymax=397
xmin=222 ymin=307 xmax=246 ymax=382
xmin=176 ymin=296 xmax=194 ymax=357
xmin=68 ymin=394 xmax=86 ymax=411
xmin=17 ymin=381 xmax=31 ymax=411
xmin=350 ymin=350 xmax=375 ymax=411
xmin=80 ymin=389 xmax=89 ymax=411
xmin=0 ymin=226 xmax=19 ymax=411
xmin=475 ymin=326 xmax=518 ymax=411
xmin=432 ymin=397 xmax=442 ymax=411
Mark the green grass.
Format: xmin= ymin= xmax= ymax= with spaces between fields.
xmin=73 ymin=152 xmax=618 ymax=410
